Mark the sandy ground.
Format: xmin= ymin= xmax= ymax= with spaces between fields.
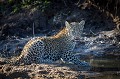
xmin=0 ymin=60 xmax=101 ymax=79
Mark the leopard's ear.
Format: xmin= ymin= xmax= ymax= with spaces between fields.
xmin=79 ymin=20 xmax=85 ymax=26
xmin=65 ymin=21 xmax=71 ymax=29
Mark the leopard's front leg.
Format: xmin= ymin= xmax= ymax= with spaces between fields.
xmin=61 ymin=51 xmax=91 ymax=69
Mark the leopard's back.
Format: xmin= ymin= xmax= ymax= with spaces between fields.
xmin=13 ymin=29 xmax=75 ymax=65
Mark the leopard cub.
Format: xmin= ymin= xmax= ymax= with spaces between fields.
xmin=9 ymin=20 xmax=90 ymax=68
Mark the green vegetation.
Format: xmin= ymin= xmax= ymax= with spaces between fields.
xmin=0 ymin=0 xmax=51 ymax=14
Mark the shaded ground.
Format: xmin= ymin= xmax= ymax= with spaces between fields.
xmin=0 ymin=0 xmax=120 ymax=79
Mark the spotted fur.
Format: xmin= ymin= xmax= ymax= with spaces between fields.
xmin=9 ymin=20 xmax=90 ymax=67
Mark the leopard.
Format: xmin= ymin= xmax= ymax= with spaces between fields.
xmin=7 ymin=20 xmax=90 ymax=68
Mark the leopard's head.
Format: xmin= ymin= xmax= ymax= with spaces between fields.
xmin=65 ymin=20 xmax=85 ymax=41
